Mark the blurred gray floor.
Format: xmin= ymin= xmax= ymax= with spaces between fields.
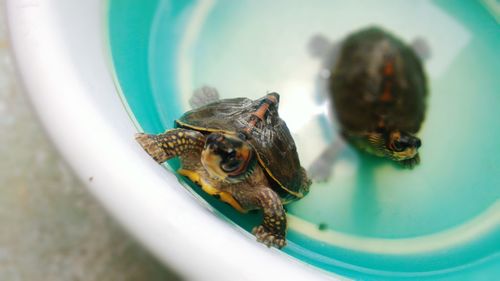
xmin=0 ymin=3 xmax=181 ymax=281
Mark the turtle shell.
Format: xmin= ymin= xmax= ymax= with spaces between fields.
xmin=331 ymin=27 xmax=427 ymax=134
xmin=175 ymin=94 xmax=309 ymax=201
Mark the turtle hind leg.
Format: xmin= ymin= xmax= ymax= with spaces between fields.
xmin=135 ymin=128 xmax=205 ymax=163
xmin=189 ymin=86 xmax=220 ymax=109
xmin=307 ymin=138 xmax=345 ymax=182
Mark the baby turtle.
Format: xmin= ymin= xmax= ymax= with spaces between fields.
xmin=309 ymin=27 xmax=429 ymax=179
xmin=136 ymin=92 xmax=310 ymax=249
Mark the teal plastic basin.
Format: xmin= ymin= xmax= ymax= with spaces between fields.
xmin=108 ymin=1 xmax=500 ymax=279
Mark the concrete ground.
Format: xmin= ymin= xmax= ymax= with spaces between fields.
xmin=0 ymin=2 xmax=181 ymax=280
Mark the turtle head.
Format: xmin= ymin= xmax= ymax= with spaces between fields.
xmin=379 ymin=130 xmax=421 ymax=161
xmin=362 ymin=130 xmax=421 ymax=162
xmin=201 ymin=132 xmax=256 ymax=183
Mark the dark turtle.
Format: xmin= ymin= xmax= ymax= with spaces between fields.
xmin=331 ymin=27 xmax=427 ymax=167
xmin=136 ymin=92 xmax=310 ymax=248
xmin=308 ymin=27 xmax=429 ymax=179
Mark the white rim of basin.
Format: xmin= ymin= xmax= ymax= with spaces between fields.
xmin=6 ymin=1 xmax=339 ymax=280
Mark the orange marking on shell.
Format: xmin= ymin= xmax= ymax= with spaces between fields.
xmin=380 ymin=61 xmax=395 ymax=102
xmin=381 ymin=82 xmax=393 ymax=102
xmin=252 ymin=103 xmax=270 ymax=121
xmin=383 ymin=61 xmax=395 ymax=76
xmin=243 ymin=100 xmax=271 ymax=134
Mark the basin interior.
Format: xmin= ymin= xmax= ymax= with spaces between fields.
xmin=108 ymin=0 xmax=500 ymax=279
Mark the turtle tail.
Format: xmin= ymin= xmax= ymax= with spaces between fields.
xmin=135 ymin=129 xmax=205 ymax=163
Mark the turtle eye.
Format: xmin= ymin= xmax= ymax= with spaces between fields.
xmin=226 ymin=149 xmax=236 ymax=159
xmin=392 ymin=140 xmax=406 ymax=152
xmin=219 ymin=148 xmax=240 ymax=172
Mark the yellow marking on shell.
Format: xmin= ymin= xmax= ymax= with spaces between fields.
xmin=168 ymin=142 xmax=175 ymax=148
xmin=178 ymin=132 xmax=184 ymax=137
xmin=178 ymin=169 xmax=246 ymax=213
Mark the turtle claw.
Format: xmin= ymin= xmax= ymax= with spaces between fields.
xmin=189 ymin=86 xmax=220 ymax=109
xmin=252 ymin=225 xmax=287 ymax=249
xmin=400 ymin=154 xmax=420 ymax=169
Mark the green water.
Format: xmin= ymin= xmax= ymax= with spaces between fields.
xmin=108 ymin=1 xmax=500 ymax=279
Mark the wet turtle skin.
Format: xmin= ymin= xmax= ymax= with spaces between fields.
xmin=330 ymin=27 xmax=427 ymax=165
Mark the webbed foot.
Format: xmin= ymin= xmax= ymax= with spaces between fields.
xmin=189 ymin=86 xmax=220 ymax=109
xmin=252 ymin=225 xmax=287 ymax=249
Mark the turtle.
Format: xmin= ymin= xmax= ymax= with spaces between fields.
xmin=308 ymin=26 xmax=429 ymax=180
xmin=135 ymin=92 xmax=311 ymax=249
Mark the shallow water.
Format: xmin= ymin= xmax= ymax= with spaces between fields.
xmin=108 ymin=0 xmax=500 ymax=279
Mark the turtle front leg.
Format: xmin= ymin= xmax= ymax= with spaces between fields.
xmin=135 ymin=128 xmax=205 ymax=163
xmin=233 ymin=187 xmax=287 ymax=249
